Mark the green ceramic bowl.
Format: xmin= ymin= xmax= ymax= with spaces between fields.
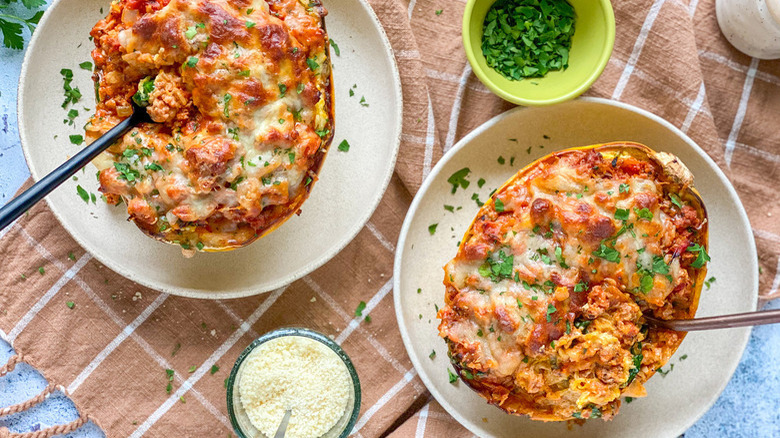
xmin=463 ymin=0 xmax=615 ymax=106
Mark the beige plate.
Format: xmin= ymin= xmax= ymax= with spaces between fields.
xmin=18 ymin=0 xmax=402 ymax=298
xmin=394 ymin=98 xmax=758 ymax=437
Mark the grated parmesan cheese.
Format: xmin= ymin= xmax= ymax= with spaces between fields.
xmin=239 ymin=336 xmax=350 ymax=438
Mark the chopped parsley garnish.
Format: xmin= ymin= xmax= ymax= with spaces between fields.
xmin=306 ymin=57 xmax=319 ymax=71
xmin=574 ymin=282 xmax=587 ymax=292
xmin=38 ymin=266 xmax=45 ymax=275
xmin=114 ymin=162 xmax=140 ymax=182
xmin=338 ymin=139 xmax=350 ymax=152
xmin=494 ymin=198 xmax=505 ymax=212
xmin=448 ymin=368 xmax=458 ymax=383
xmin=477 ymin=178 xmax=486 ymax=188
xmin=185 ymin=26 xmax=197 ymax=39
xmin=230 ymin=176 xmax=245 ymax=190
xmin=435 ymin=9 xmax=443 ymax=15
xmin=429 ymin=350 xmax=436 ymax=360
xmin=245 ymin=20 xmax=256 ymax=28
xmin=554 ymin=246 xmax=568 ymax=268
xmin=481 ymin=0 xmax=575 ymax=81
xmin=614 ymin=208 xmax=630 ymax=221
xmin=79 ymin=61 xmax=92 ymax=71
xmin=185 ymin=56 xmax=199 ymax=68
xmin=651 ymin=255 xmax=669 ymax=275
xmin=624 ymin=343 xmax=643 ymax=386
xmin=444 ymin=205 xmax=455 ymax=212
xmin=592 ymin=244 xmax=620 ymax=263
xmin=546 ymin=304 xmax=556 ymax=322
xmin=704 ymin=276 xmax=716 ymax=290
xmin=278 ymin=83 xmax=287 ymax=97
xmin=354 ymin=301 xmax=367 ymax=317
xmin=66 ymin=301 xmax=75 ymax=309
xmin=687 ymin=243 xmax=710 ymax=269
xmin=60 ymin=69 xmax=82 ymax=108
xmin=238 ymin=69 xmax=251 ymax=77
xmin=196 ymin=242 xmax=205 ymax=251
xmin=447 ymin=168 xmax=471 ymax=193
xmin=359 ymin=96 xmax=369 ymax=107
xmin=76 ymin=185 xmax=89 ymax=203
xmin=497 ymin=156 xmax=505 ymax=165
xmin=297 ymin=83 xmax=305 ymax=94
xmin=428 ymin=223 xmax=438 ymax=235
xmin=315 ymin=128 xmax=330 ymax=138
xmin=619 ymin=183 xmax=630 ymax=194
xmin=471 ymin=193 xmax=484 ymax=207
xmin=478 ymin=249 xmax=514 ymax=282
xmin=210 ymin=365 xmax=219 ymax=375
xmin=329 ymin=38 xmax=340 ymax=56
xmin=634 ymin=207 xmax=653 ymax=220
xmin=670 ymin=193 xmax=683 ymax=208
xmin=639 ymin=273 xmax=653 ymax=294
xmin=223 ymin=93 xmax=232 ymax=118
xmin=144 ymin=163 xmax=163 ymax=172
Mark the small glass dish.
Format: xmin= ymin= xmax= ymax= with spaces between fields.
xmin=226 ymin=327 xmax=361 ymax=438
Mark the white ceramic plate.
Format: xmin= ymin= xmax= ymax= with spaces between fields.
xmin=18 ymin=0 xmax=401 ymax=298
xmin=394 ymin=98 xmax=758 ymax=438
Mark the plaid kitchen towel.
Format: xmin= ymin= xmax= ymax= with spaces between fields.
xmin=1 ymin=0 xmax=778 ymax=436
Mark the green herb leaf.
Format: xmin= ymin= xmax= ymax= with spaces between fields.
xmin=479 ymin=249 xmax=514 ymax=283
xmin=592 ymin=244 xmax=620 ymax=263
xmin=614 ymin=208 xmax=630 ymax=221
xmin=354 ymin=301 xmax=366 ymax=317
xmin=79 ymin=61 xmax=92 ymax=71
xmin=448 ymin=368 xmax=458 ymax=383
xmin=635 ymin=207 xmax=653 ymax=220
xmin=66 ymin=301 xmax=75 ymax=309
xmin=687 ymin=243 xmax=710 ymax=269
xmin=670 ymin=193 xmax=683 ymax=208
xmin=428 ymin=223 xmax=438 ymax=235
xmin=306 ymin=57 xmax=319 ymax=71
xmin=329 ymin=38 xmax=340 ymax=56
xmin=76 ymin=185 xmax=90 ymax=203
xmin=210 ymin=365 xmax=219 ymax=375
xmin=447 ymin=168 xmax=471 ymax=193
xmin=494 ymin=198 xmax=505 ymax=212
xmin=186 ymin=56 xmax=199 ymax=68
xmin=338 ymin=139 xmax=350 ymax=152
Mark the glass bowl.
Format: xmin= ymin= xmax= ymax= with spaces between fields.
xmin=226 ymin=327 xmax=361 ymax=438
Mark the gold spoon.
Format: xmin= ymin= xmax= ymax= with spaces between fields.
xmin=644 ymin=308 xmax=780 ymax=331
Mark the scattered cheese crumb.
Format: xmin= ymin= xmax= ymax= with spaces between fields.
xmin=310 ymin=297 xmax=316 ymax=302
xmin=239 ymin=336 xmax=350 ymax=438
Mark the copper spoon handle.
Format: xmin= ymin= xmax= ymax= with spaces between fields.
xmin=645 ymin=308 xmax=780 ymax=332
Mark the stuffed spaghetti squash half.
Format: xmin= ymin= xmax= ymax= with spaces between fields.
xmin=86 ymin=0 xmax=334 ymax=252
xmin=438 ymin=142 xmax=709 ymax=421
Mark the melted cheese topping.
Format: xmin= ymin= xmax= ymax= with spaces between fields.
xmin=86 ymin=0 xmax=333 ymax=251
xmin=439 ymin=144 xmax=707 ymax=421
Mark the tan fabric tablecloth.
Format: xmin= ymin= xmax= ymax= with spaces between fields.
xmin=1 ymin=0 xmax=779 ymax=436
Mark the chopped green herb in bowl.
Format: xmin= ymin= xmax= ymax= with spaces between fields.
xmin=482 ymin=0 xmax=576 ymax=81
xmin=462 ymin=0 xmax=615 ymax=106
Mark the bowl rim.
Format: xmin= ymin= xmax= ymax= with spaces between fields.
xmin=393 ymin=96 xmax=758 ymax=437
xmin=462 ymin=0 xmax=616 ymax=106
xmin=226 ymin=327 xmax=362 ymax=438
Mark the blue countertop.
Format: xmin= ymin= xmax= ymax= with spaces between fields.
xmin=1 ymin=1 xmax=778 ymax=436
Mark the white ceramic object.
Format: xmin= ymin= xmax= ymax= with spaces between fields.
xmin=18 ymin=0 xmax=402 ymax=298
xmin=716 ymin=0 xmax=780 ymax=59
xmin=394 ymin=98 xmax=758 ymax=438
